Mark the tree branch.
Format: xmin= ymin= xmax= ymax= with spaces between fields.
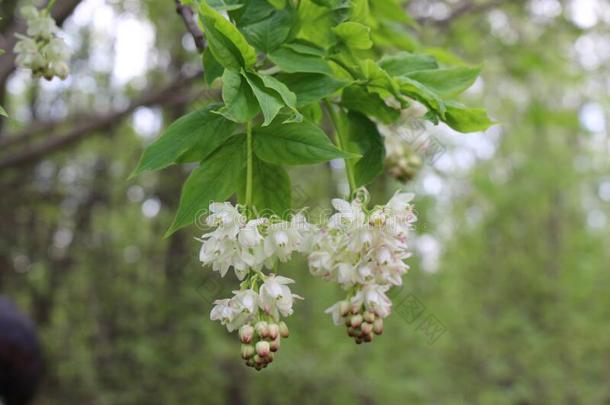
xmin=0 ymin=69 xmax=214 ymax=170
xmin=175 ymin=0 xmax=206 ymax=52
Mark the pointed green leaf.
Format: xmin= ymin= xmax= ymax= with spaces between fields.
xmin=268 ymin=46 xmax=333 ymax=75
xmin=406 ymin=66 xmax=481 ymax=97
xmin=343 ymin=111 xmax=385 ymax=187
xmin=202 ymin=47 xmax=224 ymax=85
xmin=341 ymin=85 xmax=400 ymax=124
xmin=0 ymin=105 xmax=7 ymax=118
xmin=131 ymin=104 xmax=236 ymax=177
xmin=253 ymin=120 xmax=358 ymax=165
xmin=332 ymin=21 xmax=372 ymax=50
xmin=217 ymin=69 xmax=259 ymax=123
xmin=379 ymin=52 xmax=439 ymax=76
xmin=240 ymin=8 xmax=295 ymax=52
xmin=199 ymin=0 xmax=257 ymax=69
xmin=166 ymin=136 xmax=246 ymax=235
xmin=444 ymin=102 xmax=495 ymax=133
xmin=243 ymin=72 xmax=285 ymax=126
xmin=397 ymin=76 xmax=446 ymax=118
xmin=276 ymin=73 xmax=347 ymax=107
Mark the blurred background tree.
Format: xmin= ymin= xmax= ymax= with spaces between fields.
xmin=0 ymin=0 xmax=609 ymax=403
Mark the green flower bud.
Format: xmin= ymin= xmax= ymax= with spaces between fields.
xmin=339 ymin=300 xmax=350 ymax=316
xmin=278 ymin=321 xmax=290 ymax=338
xmin=241 ymin=344 xmax=255 ymax=360
xmin=373 ymin=318 xmax=384 ymax=335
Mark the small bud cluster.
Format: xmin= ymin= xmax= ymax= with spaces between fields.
xmin=14 ymin=6 xmax=70 ymax=80
xmin=309 ymin=189 xmax=417 ymax=342
xmin=383 ymin=100 xmax=428 ymax=183
xmin=385 ymin=139 xmax=422 ymax=183
xmin=239 ymin=320 xmax=290 ymax=371
xmin=334 ymin=300 xmax=384 ymax=344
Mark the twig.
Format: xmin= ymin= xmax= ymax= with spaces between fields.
xmin=0 ymin=69 xmax=212 ymax=170
xmin=175 ymin=0 xmax=206 ymax=52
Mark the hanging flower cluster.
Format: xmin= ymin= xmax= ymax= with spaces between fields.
xmin=384 ymin=102 xmax=428 ymax=183
xmin=308 ymin=190 xmax=417 ymax=344
xmin=200 ymin=202 xmax=312 ymax=370
xmin=14 ymin=6 xmax=70 ymax=80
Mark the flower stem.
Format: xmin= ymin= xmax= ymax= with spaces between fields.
xmin=324 ymin=100 xmax=356 ymax=196
xmin=245 ymin=120 xmax=253 ymax=211
xmin=44 ymin=0 xmax=58 ymax=13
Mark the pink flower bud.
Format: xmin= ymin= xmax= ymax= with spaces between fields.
xmin=239 ymin=325 xmax=254 ymax=344
xmin=350 ymin=314 xmax=363 ymax=328
xmin=255 ymin=321 xmax=269 ymax=338
xmin=361 ymin=322 xmax=373 ymax=335
xmin=267 ymin=323 xmax=279 ymax=340
xmin=270 ymin=337 xmax=281 ymax=352
xmin=256 ymin=341 xmax=270 ymax=357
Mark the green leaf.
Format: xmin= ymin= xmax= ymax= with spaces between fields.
xmin=240 ymin=8 xmax=295 ymax=52
xmin=228 ymin=0 xmax=274 ymax=25
xmin=131 ymin=104 xmax=236 ymax=177
xmin=202 ymin=47 xmax=224 ymax=85
xmin=267 ymin=0 xmax=286 ymax=9
xmin=397 ymin=76 xmax=446 ymax=118
xmin=341 ymin=85 xmax=400 ymax=124
xmin=166 ymin=136 xmax=246 ymax=236
xmin=343 ymin=111 xmax=385 ymax=187
xmin=238 ymin=155 xmax=291 ymax=217
xmin=444 ymin=102 xmax=495 ymax=133
xmin=243 ymin=72 xmax=285 ymax=126
xmin=406 ymin=67 xmax=481 ymax=97
xmin=0 ymin=105 xmax=7 ymax=118
xmin=332 ymin=21 xmax=372 ymax=50
xmin=217 ymin=69 xmax=259 ymax=123
xmin=276 ymin=73 xmax=347 ymax=107
xmin=199 ymin=0 xmax=257 ymax=69
xmin=379 ymin=52 xmax=438 ymax=76
xmin=253 ymin=120 xmax=358 ymax=165
xmin=267 ymin=46 xmax=333 ymax=75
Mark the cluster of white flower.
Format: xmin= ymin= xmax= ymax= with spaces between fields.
xmin=210 ymin=276 xmax=298 ymax=370
xmin=199 ymin=202 xmax=314 ymax=280
xmin=14 ymin=6 xmax=70 ymax=80
xmin=308 ymin=190 xmax=417 ymax=343
xmin=200 ymin=202 xmax=313 ymax=370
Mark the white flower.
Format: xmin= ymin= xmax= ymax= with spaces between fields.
xmin=264 ymin=221 xmax=302 ymax=262
xmin=325 ymin=301 xmax=346 ymax=325
xmin=207 ymin=202 xmax=244 ymax=238
xmin=259 ymin=275 xmax=302 ymax=320
xmin=210 ymin=298 xmax=242 ymax=331
xmin=43 ymin=37 xmax=69 ymax=62
xmin=27 ymin=15 xmax=58 ymax=39
xmin=328 ymin=198 xmax=366 ymax=229
xmin=238 ymin=218 xmax=266 ymax=248
xmin=20 ymin=6 xmax=39 ymax=20
xmin=353 ymin=284 xmax=392 ymax=318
